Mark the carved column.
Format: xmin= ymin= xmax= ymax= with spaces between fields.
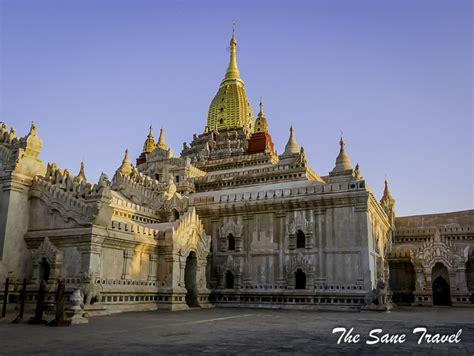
xmin=314 ymin=209 xmax=325 ymax=283
xmin=306 ymin=272 xmax=315 ymax=289
xmin=234 ymin=235 xmax=243 ymax=252
xmin=122 ymin=249 xmax=133 ymax=280
xmin=219 ymin=235 xmax=227 ymax=252
xmin=148 ymin=254 xmax=158 ymax=282
xmin=455 ymin=267 xmax=469 ymax=292
xmin=287 ymin=271 xmax=295 ymax=289
xmin=235 ymin=273 xmax=242 ymax=289
xmin=276 ymin=212 xmax=286 ymax=285
xmin=305 ymin=232 xmax=313 ymax=249
xmin=217 ymin=269 xmax=225 ymax=289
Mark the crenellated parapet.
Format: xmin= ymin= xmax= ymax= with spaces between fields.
xmin=29 ymin=162 xmax=112 ymax=226
xmin=112 ymin=169 xmax=165 ymax=208
xmin=0 ymin=122 xmax=45 ymax=179
xmin=0 ymin=122 xmax=19 ymax=146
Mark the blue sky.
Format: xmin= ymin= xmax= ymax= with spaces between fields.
xmin=1 ymin=0 xmax=472 ymax=216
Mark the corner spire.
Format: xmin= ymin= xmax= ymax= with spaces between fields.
xmin=382 ymin=178 xmax=394 ymax=202
xmin=118 ymin=148 xmax=132 ymax=176
xmin=331 ymin=135 xmax=353 ymax=174
xmin=143 ymin=125 xmax=155 ymax=153
xmin=380 ymin=177 xmax=396 ymax=223
xmin=282 ymin=125 xmax=300 ymax=156
xmin=77 ymin=160 xmax=86 ymax=181
xmin=222 ymin=25 xmax=242 ymax=84
xmin=157 ymin=127 xmax=168 ymax=149
xmin=254 ymin=98 xmax=269 ymax=133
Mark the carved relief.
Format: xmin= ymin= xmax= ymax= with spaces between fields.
xmin=410 ymin=238 xmax=469 ymax=272
xmin=286 ymin=213 xmax=313 ymax=235
xmin=285 ymin=252 xmax=315 ymax=274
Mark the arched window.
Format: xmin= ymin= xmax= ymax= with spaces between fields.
xmin=228 ymin=234 xmax=235 ymax=251
xmin=295 ymin=269 xmax=306 ymax=289
xmin=296 ymin=230 xmax=305 ymax=249
xmin=226 ymin=271 xmax=234 ymax=289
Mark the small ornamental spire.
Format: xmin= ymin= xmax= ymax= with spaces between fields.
xmin=157 ymin=127 xmax=168 ymax=149
xmin=29 ymin=121 xmax=38 ymax=136
xmin=77 ymin=160 xmax=86 ymax=181
xmin=143 ymin=125 xmax=155 ymax=153
xmin=331 ymin=134 xmax=353 ymax=173
xmin=354 ymin=162 xmax=361 ymax=180
xmin=282 ymin=125 xmax=300 ymax=157
xmin=381 ymin=178 xmax=395 ymax=204
xmin=118 ymin=148 xmax=132 ymax=176
xmin=254 ymin=97 xmax=269 ymax=133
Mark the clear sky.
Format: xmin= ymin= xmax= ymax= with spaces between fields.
xmin=1 ymin=0 xmax=472 ymax=216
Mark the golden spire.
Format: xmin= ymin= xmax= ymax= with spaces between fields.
xmin=282 ymin=125 xmax=300 ymax=156
xmin=118 ymin=148 xmax=132 ymax=176
xmin=205 ymin=26 xmax=254 ymax=137
xmin=254 ymin=98 xmax=269 ymax=133
xmin=77 ymin=160 xmax=86 ymax=181
xmin=157 ymin=127 xmax=168 ymax=149
xmin=222 ymin=23 xmax=242 ymax=85
xmin=331 ymin=135 xmax=353 ymax=173
xmin=143 ymin=125 xmax=155 ymax=153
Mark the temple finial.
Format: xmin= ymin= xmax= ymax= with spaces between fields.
xmin=223 ymin=23 xmax=241 ymax=83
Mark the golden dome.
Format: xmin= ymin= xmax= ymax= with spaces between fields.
xmin=205 ymin=30 xmax=255 ymax=137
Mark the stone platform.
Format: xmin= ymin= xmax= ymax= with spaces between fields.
xmin=0 ymin=307 xmax=473 ymax=355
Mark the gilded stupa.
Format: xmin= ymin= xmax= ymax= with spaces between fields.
xmin=205 ymin=29 xmax=255 ymax=137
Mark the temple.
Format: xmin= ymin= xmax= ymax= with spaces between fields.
xmin=0 ymin=31 xmax=472 ymax=313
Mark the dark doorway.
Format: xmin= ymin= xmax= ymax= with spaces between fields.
xmin=389 ymin=261 xmax=415 ymax=305
xmin=226 ymin=271 xmax=234 ymax=289
xmin=184 ymin=252 xmax=199 ymax=307
xmin=228 ymin=234 xmax=235 ymax=251
xmin=296 ymin=230 xmax=305 ymax=249
xmin=39 ymin=258 xmax=50 ymax=282
xmin=295 ymin=269 xmax=306 ymax=289
xmin=433 ymin=276 xmax=451 ymax=306
xmin=172 ymin=209 xmax=180 ymax=222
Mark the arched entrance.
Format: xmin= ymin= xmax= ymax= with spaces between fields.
xmin=184 ymin=251 xmax=199 ymax=307
xmin=295 ymin=269 xmax=306 ymax=289
xmin=226 ymin=271 xmax=234 ymax=289
xmin=39 ymin=258 xmax=50 ymax=282
xmin=432 ymin=262 xmax=451 ymax=306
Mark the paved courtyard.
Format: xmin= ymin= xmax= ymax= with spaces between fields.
xmin=0 ymin=307 xmax=473 ymax=355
